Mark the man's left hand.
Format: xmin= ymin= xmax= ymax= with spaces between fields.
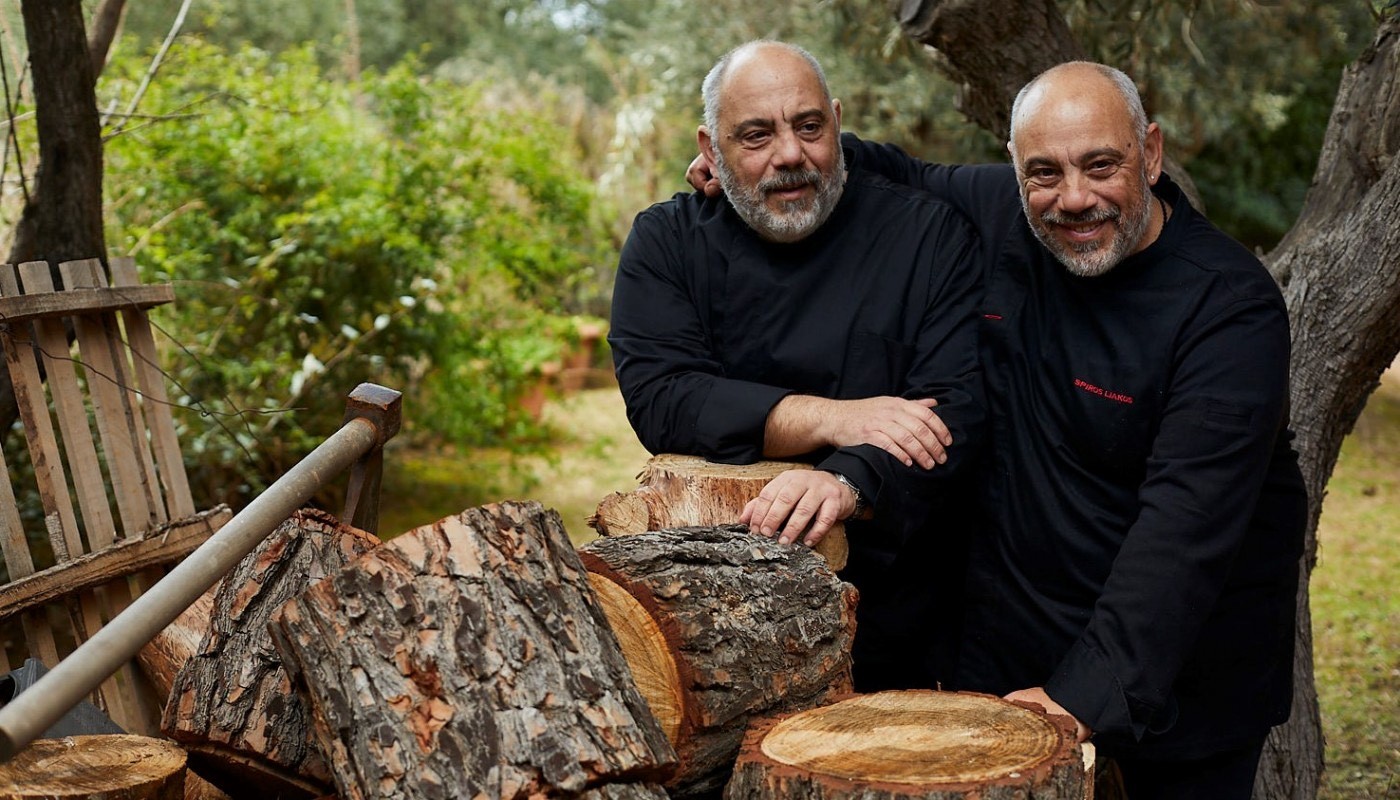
xmin=741 ymin=469 xmax=854 ymax=548
xmin=1004 ymin=687 xmax=1093 ymax=743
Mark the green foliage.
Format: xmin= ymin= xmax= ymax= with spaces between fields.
xmin=101 ymin=41 xmax=611 ymax=505
xmin=1062 ymin=0 xmax=1377 ymax=250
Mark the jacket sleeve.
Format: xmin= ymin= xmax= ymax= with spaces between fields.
xmin=1044 ymin=295 xmax=1296 ymax=742
xmin=608 ymin=204 xmax=791 ymax=463
xmin=817 ymin=206 xmax=986 ymax=533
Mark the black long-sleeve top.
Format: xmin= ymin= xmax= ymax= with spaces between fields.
xmin=608 ymin=160 xmax=985 ymax=562
xmin=849 ymin=134 xmax=1307 ymax=759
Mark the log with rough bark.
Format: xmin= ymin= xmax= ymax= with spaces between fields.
xmin=269 ymin=500 xmax=677 ymax=800
xmin=724 ymin=691 xmax=1088 ymax=800
xmin=137 ymin=586 xmax=216 ymax=701
xmin=0 ymin=734 xmax=186 ymax=799
xmin=162 ymin=509 xmax=381 ymax=800
xmin=579 ymin=525 xmax=859 ymax=798
xmin=590 ymin=454 xmax=849 ymax=570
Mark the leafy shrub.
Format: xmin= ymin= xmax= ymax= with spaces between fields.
xmin=101 ymin=41 xmax=612 ymax=506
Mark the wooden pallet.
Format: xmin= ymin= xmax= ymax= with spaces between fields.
xmin=0 ymin=257 xmax=229 ymax=734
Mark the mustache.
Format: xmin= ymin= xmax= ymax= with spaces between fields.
xmin=758 ymin=169 xmax=824 ymax=194
xmin=1041 ymin=205 xmax=1120 ymax=226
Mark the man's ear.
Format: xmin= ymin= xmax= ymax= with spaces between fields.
xmin=1144 ymin=121 xmax=1164 ymax=183
xmin=832 ymin=97 xmax=842 ymax=129
xmin=699 ymin=125 xmax=717 ymax=166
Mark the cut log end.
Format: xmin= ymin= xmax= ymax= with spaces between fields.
xmin=587 ymin=571 xmax=684 ymax=743
xmin=592 ymin=454 xmax=849 ymax=570
xmin=726 ymin=691 xmax=1088 ymax=799
xmin=0 ymin=734 xmax=187 ymax=799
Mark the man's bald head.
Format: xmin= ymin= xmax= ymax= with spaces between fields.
xmin=1006 ymin=61 xmax=1165 ymax=277
xmin=1009 ymin=62 xmax=1148 ymax=158
xmin=702 ymin=41 xmax=833 ymax=137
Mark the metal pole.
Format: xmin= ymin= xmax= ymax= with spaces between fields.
xmin=0 ymin=416 xmax=380 ymax=761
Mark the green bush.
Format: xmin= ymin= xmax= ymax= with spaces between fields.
xmin=101 ymin=41 xmax=612 ymax=506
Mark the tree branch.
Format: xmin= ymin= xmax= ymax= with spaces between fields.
xmin=87 ymin=0 xmax=127 ymax=77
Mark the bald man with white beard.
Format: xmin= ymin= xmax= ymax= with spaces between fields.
xmin=610 ymin=40 xmax=987 ymax=692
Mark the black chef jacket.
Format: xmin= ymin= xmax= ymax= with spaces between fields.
xmin=850 ymin=133 xmax=1307 ymax=760
xmin=609 ymin=157 xmax=986 ymax=689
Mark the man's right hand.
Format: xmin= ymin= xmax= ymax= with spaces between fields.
xmin=687 ymin=154 xmax=722 ymax=197
xmin=766 ymin=395 xmax=951 ymax=469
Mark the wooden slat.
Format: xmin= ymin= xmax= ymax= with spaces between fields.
xmin=18 ymin=263 xmax=150 ymax=728
xmin=0 ymin=505 xmax=231 ymax=623
xmin=0 ymin=399 xmax=60 ymax=668
xmin=0 ymin=283 xmax=173 ymax=324
xmin=109 ymin=257 xmax=195 ymax=520
xmin=76 ymin=261 xmax=167 ymax=530
xmin=59 ymin=260 xmax=155 ymax=539
xmin=0 ymin=265 xmax=109 ymax=700
xmin=0 ymin=266 xmax=82 ymax=562
xmin=17 ymin=263 xmax=117 ymax=550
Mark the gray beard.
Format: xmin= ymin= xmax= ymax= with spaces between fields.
xmin=715 ymin=147 xmax=845 ymax=243
xmin=1022 ymin=167 xmax=1154 ymax=277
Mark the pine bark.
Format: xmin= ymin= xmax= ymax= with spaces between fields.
xmin=268 ymin=500 xmax=677 ymax=800
xmin=724 ymin=691 xmax=1086 ymax=800
xmin=162 ymin=509 xmax=381 ymax=799
xmin=590 ymin=454 xmax=848 ymax=570
xmin=0 ymin=734 xmax=186 ymax=799
xmin=580 ymin=525 xmax=858 ymax=799
xmin=889 ymin=5 xmax=1400 ymax=799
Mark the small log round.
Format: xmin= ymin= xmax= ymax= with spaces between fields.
xmin=590 ymin=454 xmax=849 ymax=570
xmin=580 ymin=525 xmax=858 ymax=798
xmin=0 ymin=734 xmax=186 ymax=799
xmin=724 ymin=691 xmax=1088 ymax=800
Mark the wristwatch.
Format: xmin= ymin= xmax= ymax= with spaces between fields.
xmin=827 ymin=472 xmax=868 ymax=518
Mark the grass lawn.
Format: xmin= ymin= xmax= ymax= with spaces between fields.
xmin=379 ymin=376 xmax=1399 ymax=795
xmin=1313 ymin=373 xmax=1400 ymax=798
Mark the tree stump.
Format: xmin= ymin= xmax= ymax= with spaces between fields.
xmin=579 ymin=525 xmax=859 ymax=798
xmin=0 ymin=734 xmax=186 ymax=799
xmin=590 ymin=454 xmax=849 ymax=570
xmin=724 ymin=691 xmax=1089 ymax=800
xmin=268 ymin=501 xmax=677 ymax=800
xmin=162 ymin=509 xmax=381 ymax=799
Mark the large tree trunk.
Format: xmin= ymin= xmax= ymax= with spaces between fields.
xmin=0 ymin=0 xmax=108 ymax=433
xmin=888 ymin=4 xmax=1400 ymax=799
xmin=1258 ymin=18 xmax=1400 ymax=799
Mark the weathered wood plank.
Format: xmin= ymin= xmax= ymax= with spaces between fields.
xmin=1 ymin=263 xmax=132 ymax=717
xmin=59 ymin=259 xmax=156 ymax=538
xmin=81 ymin=262 xmax=166 ymax=528
xmin=110 ymin=257 xmax=194 ymax=519
xmin=0 ymin=283 xmax=174 ymax=324
xmin=0 ymin=265 xmax=82 ymax=562
xmin=0 ymin=505 xmax=231 ymax=623
xmin=17 ymin=262 xmax=116 ymax=551
xmin=0 ymin=430 xmax=60 ymax=668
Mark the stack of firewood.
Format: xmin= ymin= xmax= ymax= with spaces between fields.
xmin=0 ymin=460 xmax=1095 ymax=799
